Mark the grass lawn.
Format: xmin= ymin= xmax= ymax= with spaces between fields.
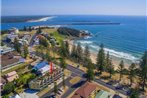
xmin=19 ymin=30 xmax=37 ymax=35
xmin=42 ymin=28 xmax=67 ymax=44
xmin=69 ymin=76 xmax=81 ymax=85
xmin=42 ymin=28 xmax=57 ymax=33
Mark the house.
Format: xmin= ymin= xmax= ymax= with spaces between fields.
xmin=71 ymin=82 xmax=98 ymax=98
xmin=0 ymin=46 xmax=14 ymax=54
xmin=6 ymin=34 xmax=18 ymax=43
xmin=1 ymin=51 xmax=24 ymax=69
xmin=8 ymin=27 xmax=19 ymax=34
xmin=18 ymin=39 xmax=29 ymax=45
xmin=0 ymin=77 xmax=6 ymax=91
xmin=5 ymin=71 xmax=19 ymax=82
xmin=95 ymin=90 xmax=112 ymax=98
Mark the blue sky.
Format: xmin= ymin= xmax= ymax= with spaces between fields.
xmin=1 ymin=0 xmax=147 ymax=16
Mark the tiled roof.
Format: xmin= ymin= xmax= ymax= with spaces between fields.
xmin=7 ymin=71 xmax=17 ymax=77
xmin=7 ymin=74 xmax=18 ymax=82
xmin=72 ymin=82 xmax=97 ymax=98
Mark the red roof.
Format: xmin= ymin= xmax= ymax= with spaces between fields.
xmin=71 ymin=82 xmax=97 ymax=98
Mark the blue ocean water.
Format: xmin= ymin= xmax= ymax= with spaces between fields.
xmin=1 ymin=15 xmax=147 ymax=63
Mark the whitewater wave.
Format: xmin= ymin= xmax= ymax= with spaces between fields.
xmin=90 ymin=44 xmax=139 ymax=61
xmin=75 ymin=40 xmax=139 ymax=62
xmin=27 ymin=16 xmax=55 ymax=22
xmin=75 ymin=40 xmax=93 ymax=44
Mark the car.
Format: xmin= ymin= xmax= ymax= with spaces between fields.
xmin=115 ymin=85 xmax=123 ymax=89
xmin=106 ymin=81 xmax=113 ymax=85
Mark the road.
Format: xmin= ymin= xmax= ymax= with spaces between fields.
xmin=41 ymin=65 xmax=128 ymax=98
xmin=29 ymin=32 xmax=37 ymax=46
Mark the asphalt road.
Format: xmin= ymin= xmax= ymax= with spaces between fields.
xmin=29 ymin=32 xmax=37 ymax=46
xmin=66 ymin=65 xmax=128 ymax=96
xmin=41 ymin=70 xmax=86 ymax=98
xmin=41 ymin=65 xmax=128 ymax=98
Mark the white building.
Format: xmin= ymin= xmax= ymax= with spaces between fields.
xmin=9 ymin=27 xmax=19 ymax=34
xmin=0 ymin=46 xmax=14 ymax=54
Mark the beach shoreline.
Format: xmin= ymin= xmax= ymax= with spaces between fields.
xmin=68 ymin=39 xmax=132 ymax=69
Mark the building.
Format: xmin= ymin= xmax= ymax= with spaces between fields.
xmin=8 ymin=27 xmax=19 ymax=34
xmin=33 ymin=61 xmax=56 ymax=75
xmin=0 ymin=46 xmax=14 ymax=54
xmin=71 ymin=82 xmax=98 ymax=98
xmin=5 ymin=71 xmax=19 ymax=82
xmin=1 ymin=51 xmax=24 ymax=69
xmin=10 ymin=94 xmax=21 ymax=98
xmin=95 ymin=90 xmax=112 ymax=98
xmin=29 ymin=67 xmax=63 ymax=90
xmin=18 ymin=39 xmax=29 ymax=45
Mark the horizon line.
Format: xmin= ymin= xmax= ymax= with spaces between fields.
xmin=1 ymin=14 xmax=147 ymax=17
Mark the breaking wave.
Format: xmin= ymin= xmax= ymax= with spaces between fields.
xmin=75 ymin=40 xmax=139 ymax=62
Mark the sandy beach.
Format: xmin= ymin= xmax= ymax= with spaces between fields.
xmin=68 ymin=40 xmax=130 ymax=69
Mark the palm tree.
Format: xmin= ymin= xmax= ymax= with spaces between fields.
xmin=139 ymin=51 xmax=147 ymax=91
xmin=129 ymin=63 xmax=136 ymax=85
xmin=118 ymin=60 xmax=124 ymax=81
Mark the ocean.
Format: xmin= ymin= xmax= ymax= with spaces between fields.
xmin=1 ymin=15 xmax=147 ymax=65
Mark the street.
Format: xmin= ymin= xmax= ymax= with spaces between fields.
xmin=41 ymin=65 xmax=128 ymax=98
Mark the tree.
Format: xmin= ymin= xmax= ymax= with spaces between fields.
xmin=45 ymin=51 xmax=51 ymax=62
xmin=23 ymin=26 xmax=27 ymax=31
xmin=96 ymin=44 xmax=105 ymax=74
xmin=129 ymin=63 xmax=136 ymax=85
xmin=130 ymin=88 xmax=139 ymax=98
xmin=39 ymin=38 xmax=48 ymax=47
xmin=29 ymin=26 xmax=32 ymax=31
xmin=65 ymin=41 xmax=70 ymax=57
xmin=23 ymin=44 xmax=29 ymax=58
xmin=139 ymin=51 xmax=147 ymax=91
xmin=105 ymin=52 xmax=110 ymax=71
xmin=83 ymin=45 xmax=91 ymax=66
xmin=37 ymin=27 xmax=42 ymax=34
xmin=62 ymin=74 xmax=66 ymax=88
xmin=76 ymin=43 xmax=83 ymax=63
xmin=60 ymin=41 xmax=66 ymax=57
xmin=118 ymin=60 xmax=124 ymax=81
xmin=2 ymin=95 xmax=9 ymax=98
xmin=54 ymin=82 xmax=58 ymax=95
xmin=14 ymin=37 xmax=21 ymax=53
xmin=86 ymin=62 xmax=94 ymax=82
xmin=3 ymin=82 xmax=15 ymax=95
xmin=60 ymin=57 xmax=66 ymax=88
xmin=60 ymin=57 xmax=66 ymax=71
xmin=71 ymin=44 xmax=77 ymax=58
xmin=16 ymin=73 xmax=36 ymax=87
xmin=108 ymin=59 xmax=114 ymax=78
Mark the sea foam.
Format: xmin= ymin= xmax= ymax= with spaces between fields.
xmin=75 ymin=40 xmax=139 ymax=62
